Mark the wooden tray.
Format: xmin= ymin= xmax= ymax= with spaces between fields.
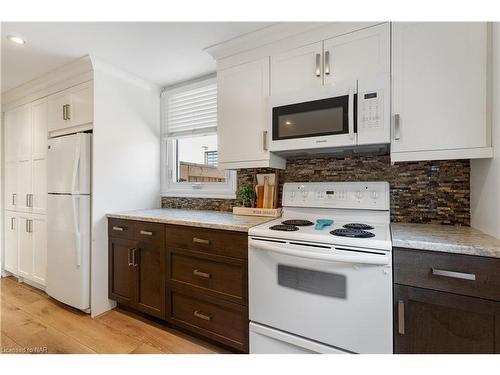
xmin=232 ymin=207 xmax=282 ymax=218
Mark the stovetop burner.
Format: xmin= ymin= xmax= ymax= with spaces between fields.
xmin=282 ymin=220 xmax=314 ymax=227
xmin=270 ymin=224 xmax=299 ymax=232
xmin=330 ymin=228 xmax=375 ymax=238
xmin=343 ymin=223 xmax=374 ymax=230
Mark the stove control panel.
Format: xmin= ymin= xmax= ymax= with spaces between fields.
xmin=282 ymin=182 xmax=390 ymax=210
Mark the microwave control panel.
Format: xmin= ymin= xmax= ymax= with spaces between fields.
xmin=357 ymin=74 xmax=391 ymax=145
xmin=359 ymin=91 xmax=383 ymax=129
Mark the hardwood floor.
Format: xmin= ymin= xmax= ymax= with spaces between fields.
xmin=0 ymin=276 xmax=228 ymax=354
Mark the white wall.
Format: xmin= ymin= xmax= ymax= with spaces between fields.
xmin=471 ymin=23 xmax=500 ymax=239
xmin=91 ymin=58 xmax=161 ymax=317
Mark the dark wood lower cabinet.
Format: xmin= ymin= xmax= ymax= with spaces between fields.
xmin=109 ymin=219 xmax=248 ymax=352
xmin=108 ymin=219 xmax=166 ymax=319
xmin=109 ymin=238 xmax=136 ymax=305
xmin=394 ymin=247 xmax=500 ymax=354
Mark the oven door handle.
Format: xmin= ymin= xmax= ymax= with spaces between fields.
xmin=250 ymin=240 xmax=390 ymax=266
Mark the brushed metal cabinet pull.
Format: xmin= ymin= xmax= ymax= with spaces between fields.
xmin=12 ymin=193 xmax=16 ymax=206
xmin=66 ymin=104 xmax=71 ymax=120
xmin=127 ymin=248 xmax=134 ymax=266
xmin=62 ymin=104 xmax=66 ymax=120
xmin=112 ymin=226 xmax=124 ymax=231
xmin=11 ymin=217 xmax=15 ymax=231
xmin=193 ymin=237 xmax=210 ymax=245
xmin=26 ymin=194 xmax=30 ymax=208
xmin=30 ymin=219 xmax=33 ymax=233
xmin=398 ymin=300 xmax=405 ymax=335
xmin=262 ymin=130 xmax=268 ymax=151
xmin=132 ymin=248 xmax=138 ymax=267
xmin=29 ymin=194 xmax=33 ymax=208
xmin=26 ymin=219 xmax=29 ymax=233
xmin=193 ymin=310 xmax=212 ymax=321
xmin=324 ymin=51 xmax=331 ymax=75
xmin=139 ymin=230 xmax=153 ymax=236
xmin=432 ymin=268 xmax=476 ymax=281
xmin=394 ymin=114 xmax=401 ymax=140
xmin=193 ymin=269 xmax=211 ymax=279
xmin=315 ymin=53 xmax=321 ymax=77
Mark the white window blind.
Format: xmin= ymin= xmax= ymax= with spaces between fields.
xmin=165 ymin=81 xmax=217 ymax=138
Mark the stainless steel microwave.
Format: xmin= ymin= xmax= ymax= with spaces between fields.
xmin=268 ymin=76 xmax=390 ymax=153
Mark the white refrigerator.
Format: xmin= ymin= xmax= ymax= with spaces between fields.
xmin=46 ymin=133 xmax=92 ymax=311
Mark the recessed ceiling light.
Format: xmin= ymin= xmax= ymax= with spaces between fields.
xmin=6 ymin=35 xmax=26 ymax=45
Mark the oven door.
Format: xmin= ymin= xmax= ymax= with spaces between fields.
xmin=269 ymin=81 xmax=357 ymax=152
xmin=248 ymin=237 xmax=393 ymax=354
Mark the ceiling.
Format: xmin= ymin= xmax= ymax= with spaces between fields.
xmin=1 ymin=22 xmax=273 ymax=92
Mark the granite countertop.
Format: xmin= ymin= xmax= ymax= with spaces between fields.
xmin=391 ymin=223 xmax=500 ymax=258
xmin=107 ymin=208 xmax=274 ymax=232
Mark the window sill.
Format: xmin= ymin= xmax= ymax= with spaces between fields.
xmin=161 ymin=191 xmax=236 ymax=200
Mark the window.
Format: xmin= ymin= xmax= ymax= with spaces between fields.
xmin=161 ymin=77 xmax=236 ymax=198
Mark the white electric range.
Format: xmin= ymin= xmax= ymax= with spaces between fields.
xmin=248 ymin=181 xmax=393 ymax=354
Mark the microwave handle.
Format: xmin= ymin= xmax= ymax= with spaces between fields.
xmin=348 ymin=91 xmax=355 ymax=140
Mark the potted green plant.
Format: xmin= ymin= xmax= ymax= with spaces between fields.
xmin=238 ymin=182 xmax=256 ymax=208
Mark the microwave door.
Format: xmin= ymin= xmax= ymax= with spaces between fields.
xmin=269 ymin=83 xmax=357 ymax=153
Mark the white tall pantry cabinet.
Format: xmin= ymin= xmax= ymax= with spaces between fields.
xmin=3 ymin=98 xmax=48 ymax=287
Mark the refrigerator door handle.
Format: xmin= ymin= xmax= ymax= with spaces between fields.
xmin=71 ymin=136 xmax=82 ymax=194
xmin=72 ymin=196 xmax=82 ymax=267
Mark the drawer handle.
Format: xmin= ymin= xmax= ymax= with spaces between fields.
xmin=431 ymin=268 xmax=476 ymax=281
xmin=139 ymin=230 xmax=153 ymax=236
xmin=112 ymin=226 xmax=124 ymax=231
xmin=193 ymin=237 xmax=210 ymax=245
xmin=193 ymin=269 xmax=211 ymax=279
xmin=193 ymin=310 xmax=212 ymax=321
xmin=398 ymin=300 xmax=405 ymax=335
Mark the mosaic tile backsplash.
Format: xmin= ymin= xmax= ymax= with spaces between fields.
xmin=162 ymin=153 xmax=470 ymax=225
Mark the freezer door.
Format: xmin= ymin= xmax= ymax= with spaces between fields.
xmin=47 ymin=133 xmax=91 ymax=194
xmin=46 ymin=194 xmax=90 ymax=310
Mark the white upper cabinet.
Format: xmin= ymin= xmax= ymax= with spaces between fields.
xmin=323 ymin=23 xmax=389 ymax=85
xmin=217 ymin=58 xmax=286 ymax=169
xmin=4 ymin=109 xmax=18 ymax=163
xmin=271 ymin=23 xmax=390 ymax=96
xmin=32 ymin=98 xmax=48 ymax=159
xmin=271 ymin=42 xmax=323 ymax=97
xmin=4 ymin=162 xmax=18 ymax=211
xmin=16 ymin=104 xmax=32 ymax=162
xmin=48 ymin=81 xmax=93 ymax=135
xmin=391 ymin=22 xmax=491 ymax=161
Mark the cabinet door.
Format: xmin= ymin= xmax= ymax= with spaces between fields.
xmin=17 ymin=104 xmax=32 ymax=161
xmin=18 ymin=215 xmax=33 ymax=279
xmin=47 ymin=91 xmax=70 ymax=132
xmin=4 ymin=162 xmax=18 ymax=211
xmin=135 ymin=242 xmax=165 ymax=318
xmin=270 ymin=42 xmax=323 ymax=96
xmin=32 ymin=159 xmax=46 ymax=214
xmin=4 ymin=212 xmax=18 ymax=275
xmin=108 ymin=238 xmax=136 ymax=305
xmin=394 ymin=285 xmax=500 ymax=353
xmin=31 ymin=215 xmax=47 ymax=286
xmin=391 ymin=22 xmax=488 ymax=155
xmin=32 ymin=99 xmax=48 ymax=159
xmin=68 ymin=81 xmax=93 ymax=127
xmin=4 ymin=109 xmax=18 ymax=162
xmin=16 ymin=159 xmax=32 ymax=212
xmin=323 ymin=23 xmax=390 ymax=85
xmin=217 ymin=58 xmax=271 ymax=165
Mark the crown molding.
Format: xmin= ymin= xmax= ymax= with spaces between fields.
xmin=2 ymin=55 xmax=93 ymax=112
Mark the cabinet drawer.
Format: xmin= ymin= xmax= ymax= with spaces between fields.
xmin=166 ymin=225 xmax=247 ymax=260
xmin=169 ymin=288 xmax=248 ymax=351
xmin=394 ymin=248 xmax=500 ymax=301
xmin=170 ymin=249 xmax=246 ymax=304
xmin=108 ymin=219 xmax=134 ymax=239
xmin=134 ymin=221 xmax=165 ymax=246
